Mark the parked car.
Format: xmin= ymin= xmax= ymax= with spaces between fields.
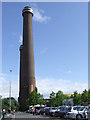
xmin=76 ymin=106 xmax=88 ymax=120
xmin=88 ymin=104 xmax=90 ymax=120
xmin=66 ymin=106 xmax=81 ymax=119
xmin=49 ymin=107 xmax=57 ymax=117
xmin=57 ymin=106 xmax=70 ymax=118
xmin=45 ymin=107 xmax=50 ymax=115
xmin=40 ymin=108 xmax=45 ymax=115
xmin=66 ymin=106 xmax=88 ymax=120
xmin=34 ymin=105 xmax=45 ymax=115
xmin=54 ymin=107 xmax=61 ymax=117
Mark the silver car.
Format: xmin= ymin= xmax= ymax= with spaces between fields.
xmin=76 ymin=106 xmax=88 ymax=120
xmin=66 ymin=106 xmax=81 ymax=119
xmin=88 ymin=105 xmax=90 ymax=120
xmin=49 ymin=107 xmax=57 ymax=117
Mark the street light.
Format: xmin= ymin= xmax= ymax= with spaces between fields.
xmin=9 ymin=70 xmax=12 ymax=112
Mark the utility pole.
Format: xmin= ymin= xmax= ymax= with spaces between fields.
xmin=9 ymin=70 xmax=12 ymax=112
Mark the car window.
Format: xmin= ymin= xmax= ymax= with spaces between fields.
xmin=60 ymin=107 xmax=65 ymax=111
xmin=73 ymin=107 xmax=77 ymax=110
xmin=78 ymin=107 xmax=85 ymax=111
xmin=76 ymin=107 xmax=81 ymax=111
xmin=60 ymin=107 xmax=68 ymax=111
xmin=52 ymin=108 xmax=56 ymax=110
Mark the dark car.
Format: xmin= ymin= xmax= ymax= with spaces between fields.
xmin=58 ymin=106 xmax=70 ymax=118
xmin=40 ymin=108 xmax=45 ymax=115
xmin=45 ymin=107 xmax=50 ymax=116
xmin=54 ymin=107 xmax=61 ymax=117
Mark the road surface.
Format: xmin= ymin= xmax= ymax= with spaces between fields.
xmin=2 ymin=112 xmax=68 ymax=120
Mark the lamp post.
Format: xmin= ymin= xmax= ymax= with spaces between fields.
xmin=9 ymin=70 xmax=12 ymax=112
xmin=0 ymin=95 xmax=2 ymax=118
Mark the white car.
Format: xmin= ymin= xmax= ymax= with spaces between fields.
xmin=76 ymin=106 xmax=88 ymax=120
xmin=49 ymin=107 xmax=58 ymax=117
xmin=88 ymin=105 xmax=90 ymax=120
xmin=66 ymin=106 xmax=81 ymax=119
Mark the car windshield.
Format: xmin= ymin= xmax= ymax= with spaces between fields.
xmin=51 ymin=108 xmax=55 ymax=110
xmin=78 ymin=107 xmax=85 ymax=111
xmin=60 ymin=107 xmax=67 ymax=111
xmin=75 ymin=106 xmax=81 ymax=111
xmin=73 ymin=107 xmax=78 ymax=110
xmin=45 ymin=107 xmax=50 ymax=110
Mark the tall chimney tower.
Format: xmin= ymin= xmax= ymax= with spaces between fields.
xmin=19 ymin=6 xmax=36 ymax=111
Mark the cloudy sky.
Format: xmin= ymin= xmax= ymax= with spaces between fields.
xmin=1 ymin=2 xmax=88 ymax=99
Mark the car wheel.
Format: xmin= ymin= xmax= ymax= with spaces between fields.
xmin=63 ymin=114 xmax=66 ymax=118
xmin=76 ymin=114 xmax=82 ymax=120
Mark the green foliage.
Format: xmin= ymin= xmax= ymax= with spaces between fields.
xmin=56 ymin=90 xmax=65 ymax=106
xmin=2 ymin=98 xmax=19 ymax=112
xmin=88 ymin=89 xmax=90 ymax=103
xmin=71 ymin=90 xmax=89 ymax=105
xmin=26 ymin=90 xmax=45 ymax=107
xmin=49 ymin=89 xmax=89 ymax=107
xmin=81 ymin=89 xmax=88 ymax=104
xmin=73 ymin=91 xmax=82 ymax=105
xmin=50 ymin=91 xmax=55 ymax=99
xmin=49 ymin=90 xmax=65 ymax=106
xmin=49 ymin=91 xmax=56 ymax=106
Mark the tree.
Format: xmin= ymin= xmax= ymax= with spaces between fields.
xmin=2 ymin=97 xmax=19 ymax=112
xmin=56 ymin=90 xmax=63 ymax=98
xmin=26 ymin=90 xmax=45 ymax=107
xmin=56 ymin=90 xmax=65 ymax=106
xmin=50 ymin=91 xmax=55 ymax=99
xmin=49 ymin=90 xmax=65 ymax=106
xmin=49 ymin=91 xmax=56 ymax=106
xmin=81 ymin=89 xmax=88 ymax=104
xmin=73 ymin=91 xmax=81 ymax=105
xmin=37 ymin=93 xmax=45 ymax=105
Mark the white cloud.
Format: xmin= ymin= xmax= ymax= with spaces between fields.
xmin=19 ymin=35 xmax=23 ymax=45
xmin=0 ymin=73 xmax=19 ymax=99
xmin=0 ymin=73 xmax=88 ymax=99
xmin=33 ymin=7 xmax=51 ymax=24
xmin=40 ymin=48 xmax=48 ymax=54
xmin=36 ymin=77 xmax=88 ymax=98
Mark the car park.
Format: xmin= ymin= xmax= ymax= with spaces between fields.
xmin=25 ymin=105 xmax=90 ymax=119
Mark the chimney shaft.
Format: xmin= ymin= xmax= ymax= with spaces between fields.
xmin=19 ymin=6 xmax=36 ymax=111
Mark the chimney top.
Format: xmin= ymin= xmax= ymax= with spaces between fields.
xmin=22 ymin=6 xmax=33 ymax=16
